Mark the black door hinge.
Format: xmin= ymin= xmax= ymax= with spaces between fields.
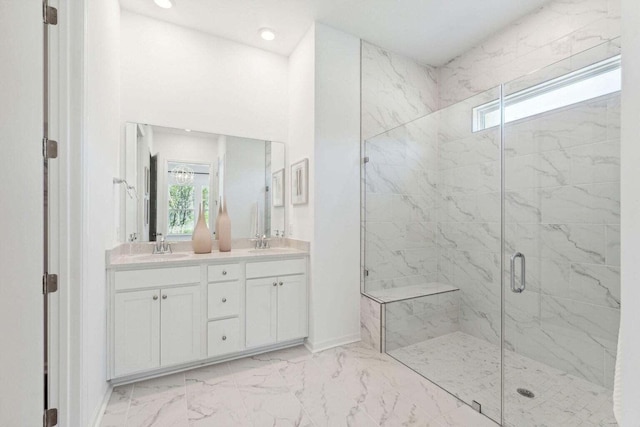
xmin=43 ymin=273 xmax=58 ymax=295
xmin=43 ymin=138 xmax=58 ymax=159
xmin=43 ymin=3 xmax=58 ymax=25
xmin=43 ymin=408 xmax=58 ymax=427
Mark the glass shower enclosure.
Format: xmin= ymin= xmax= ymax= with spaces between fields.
xmin=362 ymin=40 xmax=621 ymax=426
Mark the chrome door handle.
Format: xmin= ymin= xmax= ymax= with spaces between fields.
xmin=510 ymin=252 xmax=525 ymax=293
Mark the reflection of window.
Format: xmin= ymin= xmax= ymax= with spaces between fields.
xmin=168 ymin=185 xmax=195 ymax=235
xmin=473 ymin=55 xmax=621 ymax=132
xmin=167 ymin=162 xmax=211 ymax=237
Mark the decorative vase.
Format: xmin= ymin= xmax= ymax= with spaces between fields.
xmin=192 ymin=202 xmax=212 ymax=254
xmin=218 ymin=197 xmax=232 ymax=252
xmin=214 ymin=197 xmax=222 ymax=240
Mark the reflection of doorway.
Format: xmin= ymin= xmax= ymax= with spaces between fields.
xmin=166 ymin=161 xmax=212 ymax=240
xmin=149 ymin=155 xmax=158 ymax=241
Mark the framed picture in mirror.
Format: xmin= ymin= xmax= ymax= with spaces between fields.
xmin=291 ymin=158 xmax=308 ymax=205
xmin=272 ymin=169 xmax=284 ymax=207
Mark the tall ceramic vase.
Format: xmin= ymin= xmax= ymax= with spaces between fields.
xmin=218 ymin=197 xmax=232 ymax=252
xmin=192 ymin=202 xmax=212 ymax=254
xmin=214 ymin=197 xmax=222 ymax=240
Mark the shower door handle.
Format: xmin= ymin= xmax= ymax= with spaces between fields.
xmin=510 ymin=252 xmax=525 ymax=293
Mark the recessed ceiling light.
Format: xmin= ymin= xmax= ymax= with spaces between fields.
xmin=154 ymin=0 xmax=172 ymax=9
xmin=259 ymin=28 xmax=276 ymax=41
xmin=185 ymin=129 xmax=191 ymax=132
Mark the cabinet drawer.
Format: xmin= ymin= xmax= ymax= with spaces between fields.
xmin=246 ymin=258 xmax=306 ymax=279
xmin=115 ymin=266 xmax=200 ymax=291
xmin=207 ymin=263 xmax=240 ymax=282
xmin=207 ymin=318 xmax=240 ymax=358
xmin=208 ymin=282 xmax=239 ymax=319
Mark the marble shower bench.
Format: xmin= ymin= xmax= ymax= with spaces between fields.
xmin=360 ymin=283 xmax=460 ymax=352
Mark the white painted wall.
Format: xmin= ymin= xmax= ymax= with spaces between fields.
xmin=288 ymin=26 xmax=315 ymax=242
xmin=83 ymin=0 xmax=121 ymax=425
xmin=120 ymin=10 xmax=289 ymax=142
xmin=0 ymin=1 xmax=43 ymax=424
xmin=310 ymin=24 xmax=362 ymax=349
xmin=620 ymin=1 xmax=640 ymax=424
xmin=288 ymin=24 xmax=361 ymax=350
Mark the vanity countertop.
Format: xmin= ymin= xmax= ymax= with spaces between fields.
xmin=108 ymin=246 xmax=309 ymax=269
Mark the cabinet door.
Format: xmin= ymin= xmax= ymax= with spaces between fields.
xmin=277 ymin=274 xmax=308 ymax=342
xmin=114 ymin=289 xmax=160 ymax=376
xmin=245 ymin=277 xmax=278 ymax=348
xmin=160 ymin=285 xmax=201 ymax=366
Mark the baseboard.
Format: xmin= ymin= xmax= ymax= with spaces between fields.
xmin=90 ymin=384 xmax=113 ymax=427
xmin=304 ymin=332 xmax=361 ymax=353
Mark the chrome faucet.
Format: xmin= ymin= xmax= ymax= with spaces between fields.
xmin=153 ymin=233 xmax=172 ymax=254
xmin=252 ymin=234 xmax=270 ymax=249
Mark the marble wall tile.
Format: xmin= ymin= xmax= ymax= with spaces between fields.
xmin=438 ymin=222 xmax=501 ymax=253
xmin=439 ymin=161 xmax=499 ymax=195
xmin=504 ymin=99 xmax=609 ymax=157
xmin=438 ymin=131 xmax=499 ymax=170
xmin=605 ymin=224 xmax=620 ymax=266
xmin=361 ymin=41 xmax=438 ymax=140
xmin=541 ymin=182 xmax=620 ymax=224
xmin=569 ymin=140 xmax=620 ymax=185
xmin=539 ymin=224 xmax=606 ymax=264
xmin=503 ymin=190 xmax=542 ymax=224
xmin=569 ymin=263 xmax=620 ymax=308
xmin=541 ymin=295 xmax=620 ymax=342
xmin=439 ymin=0 xmax=616 ymax=108
xmin=361 ymin=295 xmax=382 ymax=351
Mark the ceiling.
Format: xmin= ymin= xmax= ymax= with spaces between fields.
xmin=119 ymin=0 xmax=550 ymax=66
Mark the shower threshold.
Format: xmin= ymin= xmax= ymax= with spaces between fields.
xmin=388 ymin=331 xmax=616 ymax=426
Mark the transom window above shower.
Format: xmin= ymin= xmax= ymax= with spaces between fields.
xmin=473 ymin=55 xmax=621 ymax=132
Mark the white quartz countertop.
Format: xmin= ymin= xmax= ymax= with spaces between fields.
xmin=108 ymin=247 xmax=309 ymax=269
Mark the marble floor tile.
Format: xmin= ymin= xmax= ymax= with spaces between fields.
xmin=389 ymin=331 xmax=617 ymax=427
xmin=103 ymin=337 xmax=617 ymax=425
xmin=102 ymin=342 xmax=497 ymax=427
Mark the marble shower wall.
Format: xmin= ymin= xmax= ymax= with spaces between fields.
xmin=361 ymin=41 xmax=440 ymax=294
xmin=434 ymin=0 xmax=621 ymax=388
xmin=435 ymin=89 xmax=503 ymax=347
xmin=361 ymin=41 xmax=438 ymax=141
xmin=502 ymin=91 xmax=621 ymax=388
xmin=439 ymin=0 xmax=621 ymax=108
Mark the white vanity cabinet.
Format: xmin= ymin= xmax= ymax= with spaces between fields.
xmin=111 ymin=266 xmax=201 ymax=377
xmin=206 ymin=263 xmax=242 ymax=358
xmin=108 ymin=252 xmax=308 ymax=382
xmin=245 ymin=259 xmax=308 ymax=348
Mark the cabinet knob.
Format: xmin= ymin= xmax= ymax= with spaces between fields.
xmin=153 ymin=295 xmax=158 ymax=300
xmin=162 ymin=294 xmax=167 ymax=300
xmin=222 ymin=335 xmax=227 ymax=341
xmin=273 ymin=282 xmax=277 ymax=287
xmin=221 ymin=297 xmax=227 ymax=303
xmin=279 ymin=281 xmax=283 ymax=286
xmin=222 ymin=270 xmax=227 ymax=276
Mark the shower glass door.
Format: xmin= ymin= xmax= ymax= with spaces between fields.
xmin=502 ymin=40 xmax=621 ymax=426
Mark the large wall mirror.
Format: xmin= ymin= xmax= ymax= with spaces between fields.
xmin=123 ymin=123 xmax=285 ymax=242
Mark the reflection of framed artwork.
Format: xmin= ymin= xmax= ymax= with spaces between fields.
xmin=272 ymin=169 xmax=284 ymax=207
xmin=291 ymin=158 xmax=308 ymax=205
